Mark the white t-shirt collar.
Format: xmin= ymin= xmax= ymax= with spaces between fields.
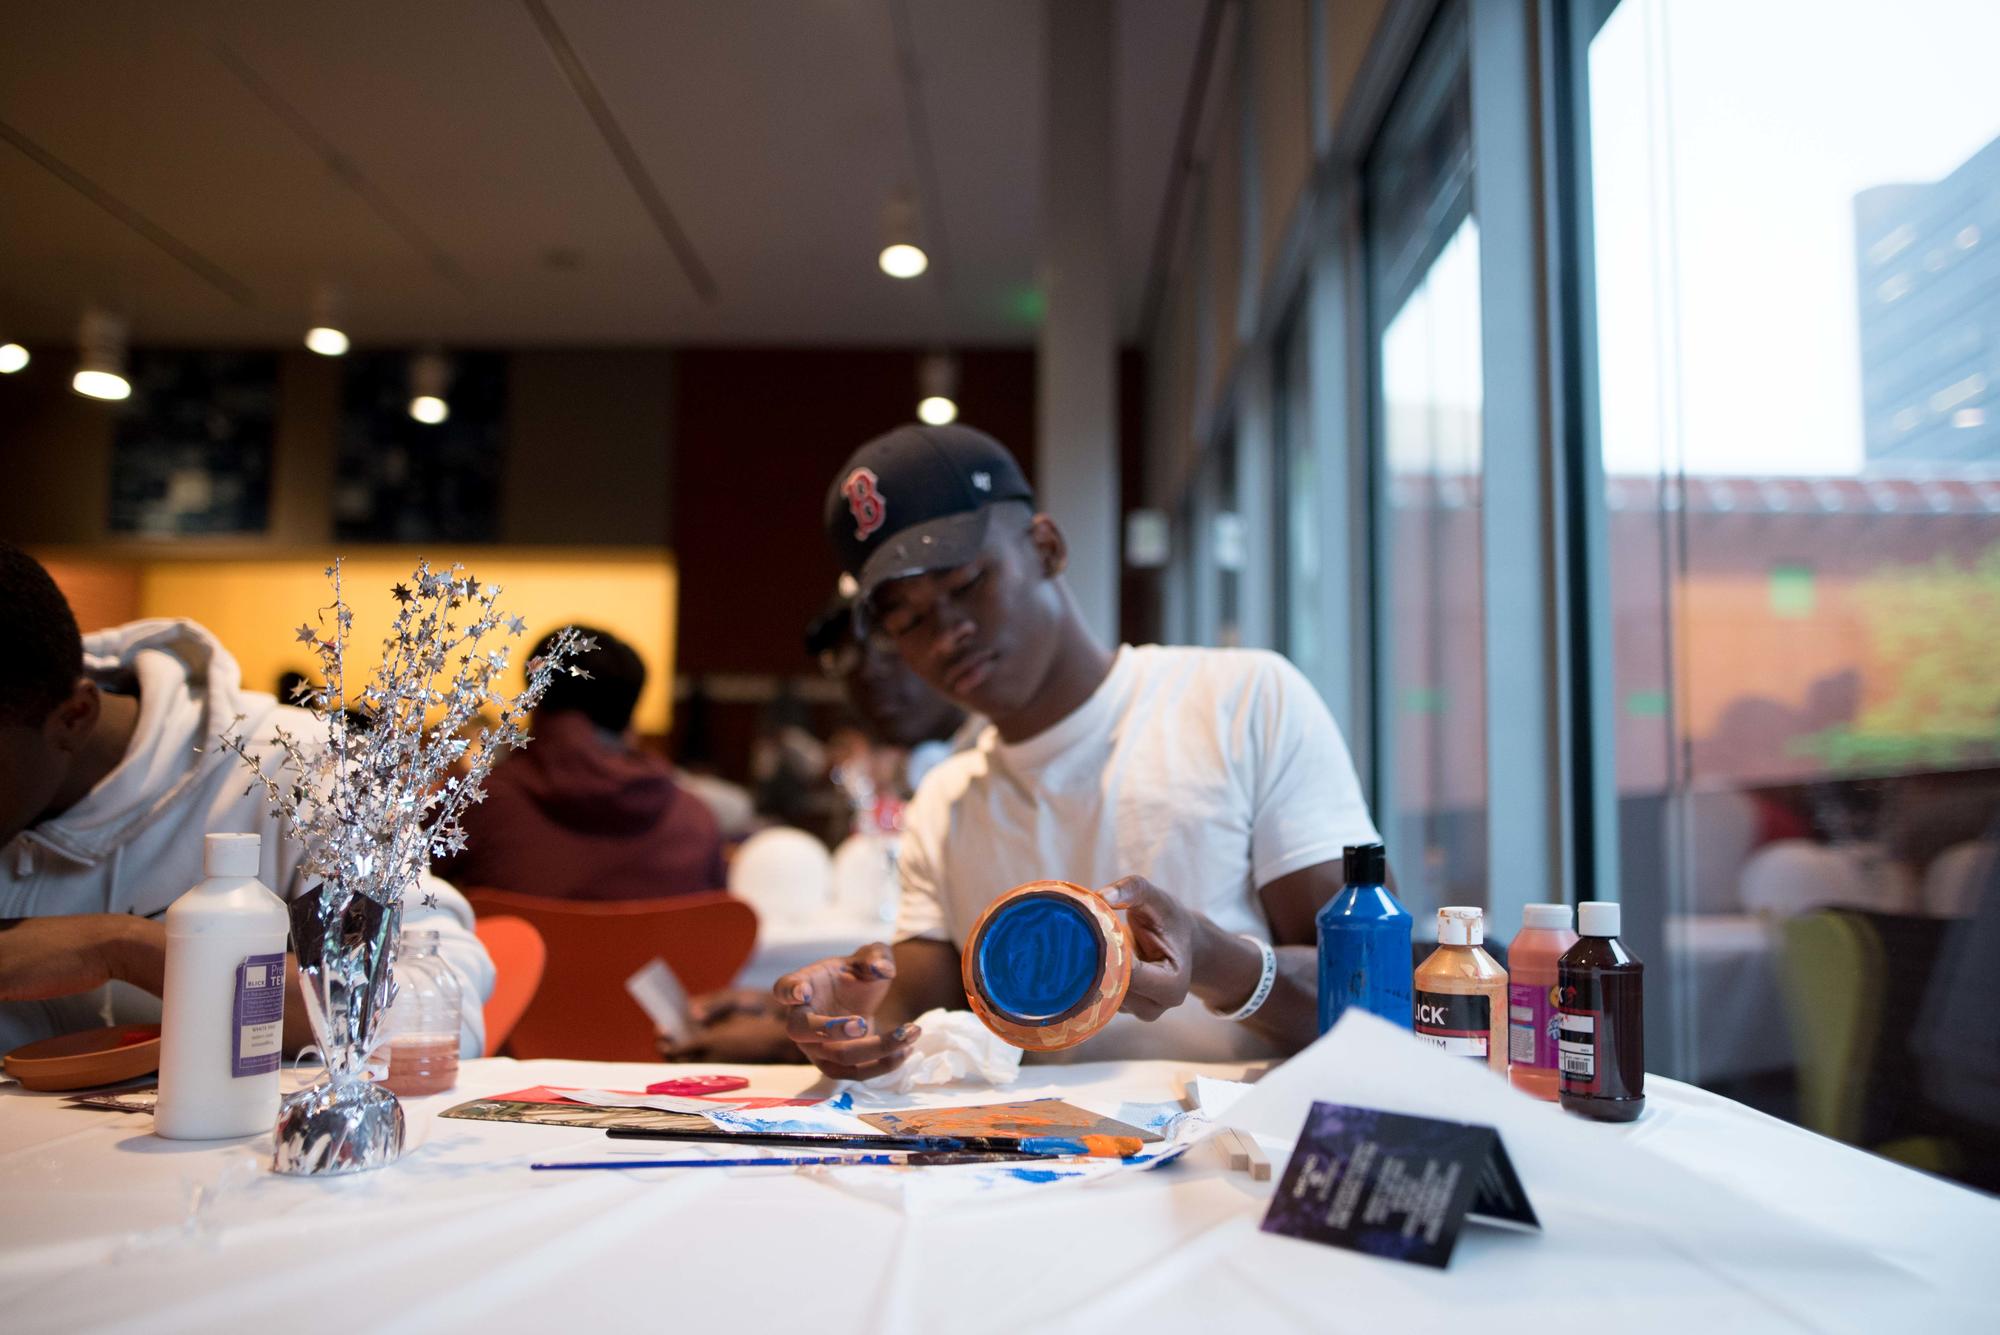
xmin=992 ymin=644 xmax=1133 ymax=773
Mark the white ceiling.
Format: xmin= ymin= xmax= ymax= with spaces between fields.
xmin=0 ymin=0 xmax=1205 ymax=348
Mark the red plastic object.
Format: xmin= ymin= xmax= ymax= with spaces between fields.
xmin=647 ymin=1074 xmax=750 ymax=1096
xmin=473 ymin=915 xmax=547 ymax=1057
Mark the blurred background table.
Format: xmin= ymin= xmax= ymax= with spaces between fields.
xmin=734 ymin=905 xmax=892 ymax=992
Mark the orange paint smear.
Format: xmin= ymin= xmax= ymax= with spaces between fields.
xmin=1079 ymin=1135 xmax=1144 ymax=1157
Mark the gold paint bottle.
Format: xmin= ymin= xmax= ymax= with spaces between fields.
xmin=1413 ymin=906 xmax=1508 ymax=1075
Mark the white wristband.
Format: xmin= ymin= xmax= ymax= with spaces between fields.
xmin=1212 ymin=934 xmax=1278 ymax=1022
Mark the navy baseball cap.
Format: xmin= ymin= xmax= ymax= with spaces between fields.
xmin=824 ymin=424 xmax=1034 ymax=613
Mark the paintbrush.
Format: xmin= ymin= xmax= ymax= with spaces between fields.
xmin=532 ymin=1150 xmax=1093 ymax=1171
xmin=603 ymin=1127 xmax=1145 ymax=1157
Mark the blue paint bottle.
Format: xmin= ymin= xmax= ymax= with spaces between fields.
xmin=1315 ymin=842 xmax=1413 ymax=1032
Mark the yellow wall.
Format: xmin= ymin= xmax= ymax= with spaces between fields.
xmin=118 ymin=549 xmax=678 ymax=733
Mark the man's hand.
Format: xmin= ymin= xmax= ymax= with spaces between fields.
xmin=773 ymin=943 xmax=922 ymax=1080
xmin=1100 ymin=876 xmax=1197 ymax=1021
xmin=658 ymin=989 xmax=797 ymax=1064
xmin=0 ymin=915 xmax=165 ymax=1002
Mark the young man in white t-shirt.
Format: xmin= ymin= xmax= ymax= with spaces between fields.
xmin=777 ymin=424 xmax=1380 ymax=1075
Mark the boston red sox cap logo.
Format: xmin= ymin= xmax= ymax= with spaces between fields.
xmin=843 ymin=466 xmax=886 ymax=541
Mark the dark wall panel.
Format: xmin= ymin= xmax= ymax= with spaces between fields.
xmin=670 ymin=347 xmax=1038 ymax=678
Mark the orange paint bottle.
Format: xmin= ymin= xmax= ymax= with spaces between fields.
xmin=1507 ymin=904 xmax=1579 ymax=1100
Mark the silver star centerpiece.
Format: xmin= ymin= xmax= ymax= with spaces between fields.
xmin=219 ymin=558 xmax=593 ymax=1175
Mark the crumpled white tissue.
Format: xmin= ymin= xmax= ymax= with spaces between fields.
xmin=856 ymin=1007 xmax=1021 ymax=1094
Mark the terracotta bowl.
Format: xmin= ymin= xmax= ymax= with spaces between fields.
xmin=4 ymin=1024 xmax=162 ymax=1092
xmin=962 ymin=880 xmax=1131 ymax=1051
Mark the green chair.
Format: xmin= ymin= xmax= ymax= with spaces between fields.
xmin=1778 ymin=909 xmax=1960 ymax=1173
xmin=1779 ymin=910 xmax=1883 ymax=1145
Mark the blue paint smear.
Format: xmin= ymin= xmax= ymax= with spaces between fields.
xmin=975 ymin=895 xmax=1098 ymax=1020
xmin=1116 ymin=1100 xmax=1186 ymax=1132
xmin=1004 ymin=1167 xmax=1078 ymax=1183
xmin=721 ymin=1118 xmax=823 ymax=1133
xmin=826 ymin=1091 xmax=855 ymax=1111
xmin=1018 ymin=1137 xmax=1086 ymax=1155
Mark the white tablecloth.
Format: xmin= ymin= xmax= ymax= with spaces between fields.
xmin=2 ymin=1055 xmax=1993 ymax=1333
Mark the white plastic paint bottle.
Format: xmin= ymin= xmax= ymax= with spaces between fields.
xmin=154 ymin=833 xmax=291 ymax=1140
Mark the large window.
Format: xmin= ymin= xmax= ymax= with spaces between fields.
xmin=1578 ymin=0 xmax=2000 ymax=1164
xmin=1366 ymin=2 xmax=1486 ymax=921
xmin=1274 ymin=305 xmax=1324 ymax=683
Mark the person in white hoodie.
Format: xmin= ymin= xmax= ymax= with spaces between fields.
xmin=0 ymin=542 xmax=493 ymax=1058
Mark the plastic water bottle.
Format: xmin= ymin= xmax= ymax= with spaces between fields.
xmin=384 ymin=929 xmax=462 ymax=1096
xmin=155 ymin=833 xmax=290 ymax=1140
xmin=1315 ymin=842 xmax=1413 ymax=1032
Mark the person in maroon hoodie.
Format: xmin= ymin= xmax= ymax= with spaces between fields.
xmin=436 ymin=627 xmax=725 ymax=899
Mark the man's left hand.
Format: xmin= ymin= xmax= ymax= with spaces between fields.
xmin=0 ymin=914 xmax=165 ymax=1002
xmin=1100 ymin=876 xmax=1196 ymax=1021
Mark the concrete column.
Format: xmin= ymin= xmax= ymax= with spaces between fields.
xmin=1038 ymin=0 xmax=1118 ymax=644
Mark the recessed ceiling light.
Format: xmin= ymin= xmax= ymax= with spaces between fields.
xmin=73 ymin=309 xmax=129 ymax=402
xmin=879 ymin=192 xmax=928 ymax=279
xmin=879 ymin=242 xmax=929 ymax=279
xmin=917 ymin=351 xmax=958 ymax=425
xmin=305 ymin=326 xmax=350 ymax=357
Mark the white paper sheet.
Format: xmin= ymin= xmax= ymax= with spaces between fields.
xmin=623 ymin=958 xmax=692 ymax=1046
xmin=1220 ymin=1010 xmax=1932 ymax=1308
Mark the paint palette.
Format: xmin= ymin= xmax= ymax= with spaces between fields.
xmin=3 ymin=1024 xmax=161 ymax=1092
xmin=858 ymin=1097 xmax=1159 ymax=1155
xmin=961 ymin=880 xmax=1131 ymax=1051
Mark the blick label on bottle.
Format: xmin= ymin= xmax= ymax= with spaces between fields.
xmin=1557 ymin=1009 xmax=1599 ymax=1092
xmin=1415 ymin=990 xmax=1490 ymax=1060
xmin=233 ymin=953 xmax=285 ymax=1077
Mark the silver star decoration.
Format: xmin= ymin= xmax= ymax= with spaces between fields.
xmin=217 ymin=556 xmax=592 ymax=1057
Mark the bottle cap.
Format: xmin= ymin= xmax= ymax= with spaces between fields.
xmin=1578 ymin=900 xmax=1622 ymax=937
xmin=203 ymin=832 xmax=261 ymax=879
xmin=1523 ymin=903 xmax=1573 ymax=932
xmin=1436 ymin=906 xmax=1483 ymax=946
xmin=1343 ymin=842 xmax=1387 ymax=886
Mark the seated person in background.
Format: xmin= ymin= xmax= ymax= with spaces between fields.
xmin=436 ymin=626 xmax=725 ymax=900
xmin=0 ymin=542 xmax=494 ymax=1057
xmin=807 ymin=590 xmax=979 ymax=796
xmin=778 ymin=424 xmax=1380 ymax=1078
xmin=669 ymin=681 xmax=760 ymax=842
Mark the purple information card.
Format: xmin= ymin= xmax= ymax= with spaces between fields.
xmin=1261 ymin=1102 xmax=1539 ymax=1269
xmin=232 ymin=953 xmax=286 ymax=1077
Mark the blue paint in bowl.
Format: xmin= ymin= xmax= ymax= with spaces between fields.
xmin=974 ymin=894 xmax=1100 ymax=1022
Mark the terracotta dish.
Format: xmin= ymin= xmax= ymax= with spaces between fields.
xmin=4 ymin=1024 xmax=162 ymax=1092
xmin=962 ymin=880 xmax=1131 ymax=1051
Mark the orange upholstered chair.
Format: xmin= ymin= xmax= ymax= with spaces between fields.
xmin=462 ymin=890 xmax=758 ymax=1061
xmin=472 ymin=915 xmax=548 ymax=1057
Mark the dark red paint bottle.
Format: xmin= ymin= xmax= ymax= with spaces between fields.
xmin=1556 ymin=901 xmax=1645 ymax=1122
